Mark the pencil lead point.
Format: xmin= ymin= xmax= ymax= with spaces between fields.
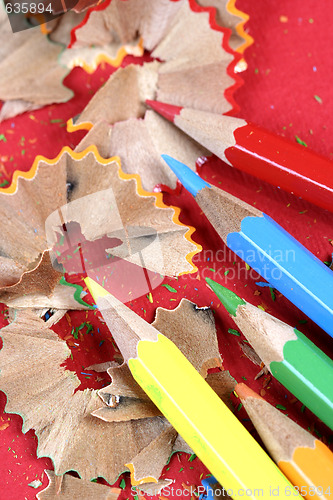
xmin=146 ymin=100 xmax=182 ymax=122
xmin=161 ymin=155 xmax=211 ymax=196
xmin=206 ymin=278 xmax=245 ymax=316
xmin=84 ymin=277 xmax=109 ymax=303
xmin=235 ymin=382 xmax=262 ymax=401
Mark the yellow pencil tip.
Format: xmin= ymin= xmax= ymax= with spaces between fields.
xmin=84 ymin=277 xmax=110 ymax=302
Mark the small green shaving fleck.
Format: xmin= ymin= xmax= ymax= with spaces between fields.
xmin=228 ymin=328 xmax=240 ymax=337
xmin=224 ymin=270 xmax=230 ymax=276
xmin=301 ymin=404 xmax=306 ymax=413
xmin=50 ymin=118 xmax=64 ymax=123
xmin=91 ymin=479 xmax=98 ymax=483
xmin=299 ymin=210 xmax=307 ymax=214
xmin=28 ymin=480 xmax=42 ymax=488
xmin=276 ymin=404 xmax=287 ymax=410
xmin=237 ymin=403 xmax=243 ymax=411
xmin=299 ymin=319 xmax=308 ymax=324
xmin=188 ymin=454 xmax=196 ymax=462
xmin=241 ymin=376 xmax=247 ymax=381
xmin=73 ymin=246 xmax=80 ymax=253
xmin=295 ymin=136 xmax=307 ymax=147
xmin=59 ymin=277 xmax=95 ymax=309
xmin=0 ymin=134 xmax=7 ymax=142
xmin=314 ymin=95 xmax=322 ymax=104
xmin=120 ymin=479 xmax=126 ymax=489
xmin=269 ymin=287 xmax=276 ymax=301
xmin=162 ymin=284 xmax=177 ymax=293
xmin=179 ymin=468 xmax=184 ymax=472
xmin=0 ymin=180 xmax=9 ymax=187
xmin=209 ymin=268 xmax=215 ymax=272
xmin=86 ymin=323 xmax=93 ymax=334
xmin=254 ymin=68 xmax=259 ymax=74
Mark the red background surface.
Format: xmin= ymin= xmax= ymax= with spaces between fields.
xmin=0 ymin=1 xmax=333 ymax=499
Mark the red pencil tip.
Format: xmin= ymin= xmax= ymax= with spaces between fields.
xmin=146 ymin=100 xmax=182 ymax=123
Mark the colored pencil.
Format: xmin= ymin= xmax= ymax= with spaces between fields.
xmin=147 ymin=100 xmax=333 ymax=212
xmin=161 ymin=155 xmax=333 ymax=338
xmin=235 ymin=383 xmax=333 ymax=500
xmin=84 ymin=277 xmax=299 ymax=500
xmin=206 ymin=278 xmax=333 ymax=430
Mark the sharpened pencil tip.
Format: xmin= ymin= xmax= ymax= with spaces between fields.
xmin=161 ymin=155 xmax=211 ymax=196
xmin=206 ymin=278 xmax=246 ymax=317
xmin=146 ymin=100 xmax=182 ymax=122
xmin=84 ymin=277 xmax=110 ymax=303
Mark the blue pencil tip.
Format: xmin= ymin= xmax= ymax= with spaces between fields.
xmin=161 ymin=154 xmax=211 ymax=197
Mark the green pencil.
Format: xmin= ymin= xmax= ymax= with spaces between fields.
xmin=206 ymin=278 xmax=333 ymax=430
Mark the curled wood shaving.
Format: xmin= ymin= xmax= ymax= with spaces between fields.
xmin=75 ymin=110 xmax=208 ymax=191
xmin=197 ymin=0 xmax=246 ymax=50
xmin=0 ymin=252 xmax=85 ymax=311
xmin=74 ymin=63 xmax=160 ymax=128
xmin=153 ymin=2 xmax=234 ymax=114
xmin=0 ymin=148 xmax=197 ymax=310
xmin=0 ymin=310 xmax=172 ymax=484
xmin=36 ymin=470 xmax=121 ymax=499
xmin=0 ymin=11 xmax=71 ymax=121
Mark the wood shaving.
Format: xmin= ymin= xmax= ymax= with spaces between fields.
xmin=37 ymin=470 xmax=121 ymax=499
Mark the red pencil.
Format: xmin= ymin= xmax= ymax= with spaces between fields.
xmin=147 ymin=100 xmax=333 ymax=212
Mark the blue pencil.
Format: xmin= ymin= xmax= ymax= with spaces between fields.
xmin=161 ymin=155 xmax=333 ymax=338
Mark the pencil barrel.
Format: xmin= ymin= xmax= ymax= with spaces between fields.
xmin=279 ymin=440 xmax=333 ymax=500
xmin=225 ymin=123 xmax=333 ymax=213
xmin=270 ymin=329 xmax=333 ymax=430
xmin=226 ymin=214 xmax=333 ymax=338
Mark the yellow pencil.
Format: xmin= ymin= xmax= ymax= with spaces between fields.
xmin=85 ymin=277 xmax=301 ymax=500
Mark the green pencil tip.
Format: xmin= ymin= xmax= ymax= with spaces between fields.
xmin=205 ymin=278 xmax=245 ymax=316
